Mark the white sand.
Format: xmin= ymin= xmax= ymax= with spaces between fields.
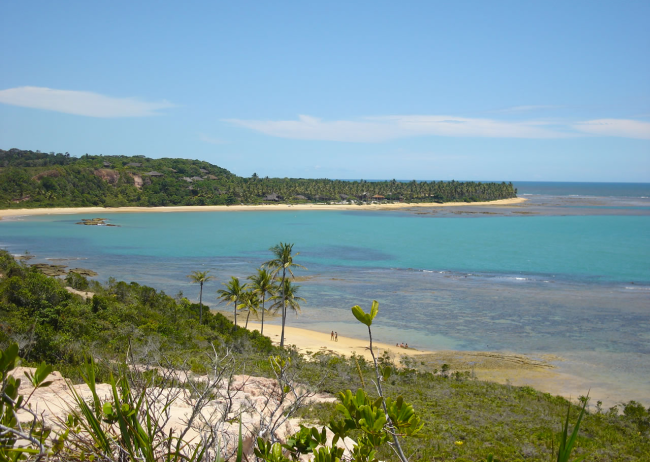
xmin=247 ymin=322 xmax=426 ymax=362
xmin=0 ymin=197 xmax=527 ymax=219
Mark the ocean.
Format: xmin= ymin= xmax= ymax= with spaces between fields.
xmin=1 ymin=182 xmax=648 ymax=405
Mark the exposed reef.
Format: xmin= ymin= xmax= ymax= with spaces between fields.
xmin=76 ymin=217 xmax=119 ymax=226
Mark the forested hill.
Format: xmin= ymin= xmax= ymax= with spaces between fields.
xmin=0 ymin=148 xmax=517 ymax=208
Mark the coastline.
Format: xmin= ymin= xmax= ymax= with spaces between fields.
xmin=247 ymin=321 xmax=429 ymax=360
xmin=0 ymin=197 xmax=527 ymax=219
xmin=249 ymin=321 xmax=625 ymax=407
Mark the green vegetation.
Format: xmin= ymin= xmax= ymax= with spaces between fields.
xmin=0 ymin=250 xmax=277 ymax=378
xmin=0 ymin=148 xmax=517 ymax=208
xmin=264 ymin=243 xmax=306 ymax=348
xmin=247 ymin=268 xmax=275 ymax=336
xmin=1 ymin=249 xmax=649 ymax=461
xmin=187 ymin=270 xmax=215 ymax=324
xmin=216 ymin=276 xmax=248 ymax=327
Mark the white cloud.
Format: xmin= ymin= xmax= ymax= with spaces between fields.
xmin=573 ymin=119 xmax=650 ymax=140
xmin=225 ymin=114 xmax=572 ymax=142
xmin=0 ymin=86 xmax=174 ymax=117
xmin=225 ymin=114 xmax=401 ymax=142
xmin=226 ymin=114 xmax=650 ymax=142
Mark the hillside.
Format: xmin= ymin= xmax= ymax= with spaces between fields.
xmin=0 ymin=148 xmax=517 ymax=208
xmin=0 ymin=250 xmax=648 ymax=461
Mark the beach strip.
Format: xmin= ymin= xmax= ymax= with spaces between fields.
xmin=247 ymin=322 xmax=427 ymax=361
xmin=246 ymin=321 xmax=622 ymax=406
xmin=0 ymin=197 xmax=527 ymax=219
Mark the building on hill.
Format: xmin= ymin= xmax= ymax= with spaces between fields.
xmin=126 ymin=162 xmax=142 ymax=167
xmin=144 ymin=171 xmax=164 ymax=177
xmin=199 ymin=168 xmax=208 ymax=173
xmin=264 ymin=193 xmax=281 ymax=201
xmin=294 ymin=195 xmax=307 ymax=200
xmin=103 ymin=161 xmax=112 ymax=168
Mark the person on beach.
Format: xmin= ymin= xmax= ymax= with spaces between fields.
xmin=405 ymin=343 xmax=408 ymax=349
xmin=331 ymin=331 xmax=334 ymax=340
xmin=335 ymin=332 xmax=338 ymax=342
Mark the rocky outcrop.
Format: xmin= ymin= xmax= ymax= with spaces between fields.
xmin=30 ymin=263 xmax=67 ymax=277
xmin=93 ymin=169 xmax=120 ymax=184
xmin=75 ymin=218 xmax=119 ymax=226
xmin=29 ymin=263 xmax=98 ymax=278
xmin=9 ymin=367 xmax=351 ymax=458
xmin=68 ymin=268 xmax=98 ymax=277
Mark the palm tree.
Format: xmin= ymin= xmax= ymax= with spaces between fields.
xmin=247 ymin=268 xmax=275 ymax=336
xmin=264 ymin=243 xmax=305 ymax=347
xmin=187 ymin=270 xmax=215 ymax=324
xmin=216 ymin=276 xmax=247 ymax=328
xmin=270 ymin=279 xmax=305 ymax=325
xmin=237 ymin=290 xmax=260 ymax=329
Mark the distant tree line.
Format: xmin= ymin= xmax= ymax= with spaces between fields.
xmin=0 ymin=148 xmax=517 ymax=208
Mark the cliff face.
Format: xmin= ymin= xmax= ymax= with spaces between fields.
xmin=93 ymin=169 xmax=120 ymax=184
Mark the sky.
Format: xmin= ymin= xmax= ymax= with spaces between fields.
xmin=1 ymin=1 xmax=649 ymax=182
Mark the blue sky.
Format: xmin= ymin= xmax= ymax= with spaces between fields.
xmin=1 ymin=1 xmax=648 ymax=181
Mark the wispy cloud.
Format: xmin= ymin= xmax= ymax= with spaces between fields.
xmin=225 ymin=114 xmax=572 ymax=142
xmin=573 ymin=119 xmax=650 ymax=140
xmin=0 ymin=86 xmax=174 ymax=117
xmin=226 ymin=114 xmax=650 ymax=142
xmin=493 ymin=105 xmax=563 ymax=114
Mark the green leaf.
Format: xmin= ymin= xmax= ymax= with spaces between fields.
xmin=351 ymin=305 xmax=371 ymax=326
xmin=369 ymin=300 xmax=379 ymax=321
xmin=0 ymin=343 xmax=19 ymax=373
xmin=33 ymin=362 xmax=53 ymax=388
xmin=236 ymin=417 xmax=243 ymax=462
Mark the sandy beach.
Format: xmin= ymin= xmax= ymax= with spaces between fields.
xmin=248 ymin=321 xmax=623 ymax=406
xmin=0 ymin=197 xmax=526 ymax=219
xmin=248 ymin=321 xmax=428 ymax=360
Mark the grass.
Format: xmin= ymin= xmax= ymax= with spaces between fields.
xmin=293 ymin=353 xmax=650 ymax=461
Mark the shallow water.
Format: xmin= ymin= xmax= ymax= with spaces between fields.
xmin=1 ymin=193 xmax=649 ymax=405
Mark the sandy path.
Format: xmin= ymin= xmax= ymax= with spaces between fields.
xmin=0 ymin=197 xmax=526 ymax=219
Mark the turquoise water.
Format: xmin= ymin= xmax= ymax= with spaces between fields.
xmin=1 ymin=206 xmax=649 ymax=404
xmin=2 ymin=212 xmax=649 ymax=282
xmin=513 ymin=181 xmax=650 ymax=197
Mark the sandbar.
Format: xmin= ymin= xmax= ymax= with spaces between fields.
xmin=0 ymin=197 xmax=526 ymax=219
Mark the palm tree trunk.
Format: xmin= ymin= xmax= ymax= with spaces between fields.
xmin=280 ymin=267 xmax=287 ymax=347
xmin=260 ymin=295 xmax=266 ymax=336
xmin=245 ymin=310 xmax=250 ymax=329
xmin=234 ymin=297 xmax=238 ymax=328
xmin=199 ymin=282 xmax=203 ymax=324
